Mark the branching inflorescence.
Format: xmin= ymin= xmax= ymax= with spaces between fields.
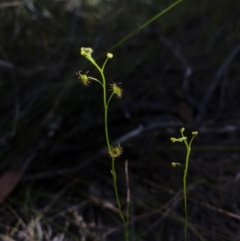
xmin=78 ymin=47 xmax=129 ymax=241
xmin=171 ymin=128 xmax=198 ymax=241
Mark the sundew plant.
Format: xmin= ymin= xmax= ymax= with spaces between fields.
xmin=77 ymin=48 xmax=129 ymax=240
xmin=171 ymin=128 xmax=198 ymax=241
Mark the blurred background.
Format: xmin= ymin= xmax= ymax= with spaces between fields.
xmin=1 ymin=0 xmax=240 ymax=240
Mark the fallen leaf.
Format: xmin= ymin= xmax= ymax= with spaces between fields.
xmin=0 ymin=170 xmax=23 ymax=204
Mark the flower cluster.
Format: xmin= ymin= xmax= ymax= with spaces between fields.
xmin=170 ymin=127 xmax=198 ymax=143
xmin=170 ymin=127 xmax=198 ymax=169
xmin=78 ymin=47 xmax=124 ymax=160
xmin=170 ymin=136 xmax=187 ymax=143
xmin=80 ymin=47 xmax=93 ymax=58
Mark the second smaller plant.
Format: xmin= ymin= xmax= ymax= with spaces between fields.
xmin=171 ymin=128 xmax=198 ymax=241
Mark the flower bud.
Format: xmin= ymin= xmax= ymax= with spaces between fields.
xmin=80 ymin=47 xmax=93 ymax=58
xmin=107 ymin=53 xmax=113 ymax=59
xmin=170 ymin=137 xmax=177 ymax=143
xmin=180 ymin=127 xmax=185 ymax=133
xmin=172 ymin=162 xmax=177 ymax=167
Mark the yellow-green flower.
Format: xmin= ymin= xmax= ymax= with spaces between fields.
xmin=108 ymin=144 xmax=123 ymax=158
xmin=76 ymin=71 xmax=91 ymax=86
xmin=110 ymin=83 xmax=123 ymax=99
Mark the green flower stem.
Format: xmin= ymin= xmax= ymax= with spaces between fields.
xmin=107 ymin=92 xmax=115 ymax=107
xmin=88 ymin=77 xmax=103 ymax=86
xmin=183 ymin=145 xmax=190 ymax=241
xmin=101 ymin=66 xmax=128 ymax=240
xmin=125 ymin=160 xmax=130 ymax=241
xmin=87 ymin=58 xmax=128 ymax=241
xmin=180 ymin=132 xmax=196 ymax=241
xmin=171 ymin=129 xmax=197 ymax=241
xmin=111 ymin=160 xmax=126 ymax=225
xmin=102 ymin=58 xmax=109 ymax=72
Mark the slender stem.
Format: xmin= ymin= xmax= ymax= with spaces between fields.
xmin=94 ymin=61 xmax=128 ymax=241
xmin=125 ymin=160 xmax=130 ymax=241
xmin=182 ymin=134 xmax=196 ymax=241
xmin=107 ymin=92 xmax=115 ymax=107
xmin=88 ymin=77 xmax=103 ymax=86
xmin=102 ymin=74 xmax=110 ymax=150
xmin=107 ymin=0 xmax=183 ymax=52
xmin=189 ymin=136 xmax=195 ymax=147
xmin=183 ymin=145 xmax=191 ymax=241
xmin=102 ymin=58 xmax=109 ymax=72
xmin=111 ymin=161 xmax=126 ymax=224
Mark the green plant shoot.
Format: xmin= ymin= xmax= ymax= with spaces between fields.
xmin=171 ymin=128 xmax=198 ymax=241
xmin=78 ymin=47 xmax=128 ymax=241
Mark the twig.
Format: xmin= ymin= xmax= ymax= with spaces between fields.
xmin=159 ymin=36 xmax=193 ymax=94
xmin=0 ymin=59 xmax=14 ymax=70
xmin=189 ymin=197 xmax=240 ymax=221
xmin=125 ymin=160 xmax=130 ymax=241
xmin=158 ymin=35 xmax=199 ymax=111
xmin=195 ymin=44 xmax=240 ymax=125
xmin=24 ymin=121 xmax=182 ymax=180
xmin=0 ymin=2 xmax=22 ymax=8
